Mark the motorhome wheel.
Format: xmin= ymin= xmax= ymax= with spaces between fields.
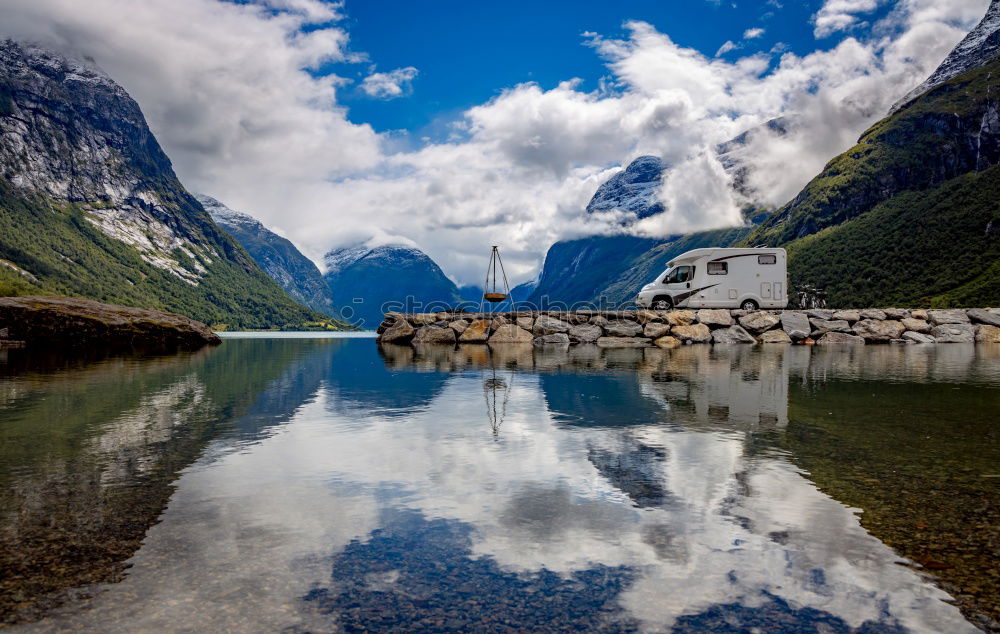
xmin=652 ymin=296 xmax=673 ymax=310
xmin=740 ymin=299 xmax=759 ymax=311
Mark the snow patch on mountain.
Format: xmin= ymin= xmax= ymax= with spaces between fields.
xmin=890 ymin=0 xmax=1000 ymax=113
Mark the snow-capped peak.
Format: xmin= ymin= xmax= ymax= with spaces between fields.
xmin=890 ymin=0 xmax=1000 ymax=113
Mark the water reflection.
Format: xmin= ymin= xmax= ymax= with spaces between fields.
xmin=1 ymin=339 xmax=996 ymax=632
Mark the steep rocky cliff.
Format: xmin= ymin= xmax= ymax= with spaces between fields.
xmin=0 ymin=40 xmax=320 ymax=328
xmin=197 ymin=195 xmax=335 ymax=316
xmin=323 ymin=244 xmax=462 ymax=328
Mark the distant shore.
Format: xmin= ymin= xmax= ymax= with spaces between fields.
xmin=0 ymin=296 xmax=221 ymax=350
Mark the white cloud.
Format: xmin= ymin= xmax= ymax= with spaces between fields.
xmin=813 ymin=0 xmax=884 ymax=38
xmin=360 ymin=66 xmax=418 ymax=99
xmin=0 ymin=0 xmax=989 ymax=287
xmin=743 ymin=27 xmax=766 ymax=39
xmin=715 ymin=40 xmax=740 ymax=56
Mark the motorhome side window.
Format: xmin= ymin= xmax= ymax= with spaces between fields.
xmin=663 ymin=266 xmax=693 ymax=283
xmin=758 ymin=254 xmax=777 ymax=265
xmin=707 ymin=261 xmax=728 ymax=275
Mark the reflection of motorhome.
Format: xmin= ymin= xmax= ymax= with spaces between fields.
xmin=635 ymin=248 xmax=788 ymax=311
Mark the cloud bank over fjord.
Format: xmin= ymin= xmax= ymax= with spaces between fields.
xmin=0 ymin=0 xmax=988 ymax=286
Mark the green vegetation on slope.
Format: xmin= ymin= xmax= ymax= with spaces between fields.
xmin=742 ymin=56 xmax=1000 ymax=306
xmin=0 ymin=180 xmax=327 ymax=329
xmin=786 ymin=167 xmax=1000 ymax=307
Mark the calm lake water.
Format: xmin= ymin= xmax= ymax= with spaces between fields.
xmin=1 ymin=337 xmax=998 ymax=632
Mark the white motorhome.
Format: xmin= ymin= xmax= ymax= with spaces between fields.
xmin=635 ymin=247 xmax=788 ymax=311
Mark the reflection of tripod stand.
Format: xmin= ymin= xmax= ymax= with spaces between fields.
xmin=483 ymin=365 xmax=513 ymax=438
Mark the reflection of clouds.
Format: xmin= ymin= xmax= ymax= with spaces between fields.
xmin=20 ymin=395 xmax=381 ymax=633
xmin=18 ymin=342 xmax=980 ymax=632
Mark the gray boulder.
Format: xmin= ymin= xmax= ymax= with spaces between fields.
xmin=975 ymin=324 xmax=1000 ymax=343
xmin=380 ymin=318 xmax=415 ymax=344
xmin=516 ymin=316 xmax=534 ymax=331
xmin=568 ymin=323 xmax=603 ymax=343
xmin=780 ymin=312 xmax=811 ymax=340
xmin=860 ymin=308 xmax=887 ymax=320
xmin=413 ymin=325 xmax=456 ymax=344
xmin=449 ymin=319 xmax=469 ymax=334
xmin=902 ymin=331 xmax=936 ymax=343
xmin=533 ymin=333 xmax=570 ymax=346
xmin=410 ymin=313 xmax=439 ymax=325
xmin=968 ymin=308 xmax=1000 ymax=327
xmin=604 ymin=320 xmax=643 ymax=337
xmin=634 ymin=309 xmax=662 ymax=324
xmin=643 ymin=322 xmax=671 ymax=339
xmin=739 ymin=311 xmax=780 ymax=334
xmin=884 ymin=308 xmax=909 ymax=320
xmin=665 ymin=310 xmax=696 ymax=326
xmin=653 ymin=335 xmax=681 ymax=348
xmin=759 ymin=329 xmax=791 ymax=344
xmin=816 ymin=332 xmax=866 ymax=345
xmin=712 ymin=325 xmax=757 ymax=344
xmin=489 ymin=324 xmax=534 ymax=344
xmin=853 ymin=319 xmax=905 ymax=342
xmin=805 ymin=308 xmax=835 ymax=320
xmin=809 ymin=318 xmax=851 ymax=334
xmin=459 ymin=319 xmax=491 ymax=342
xmin=931 ymin=323 xmax=975 ymax=343
xmin=672 ymin=323 xmax=712 ymax=343
xmin=832 ymin=309 xmax=860 ymax=322
xmin=900 ymin=318 xmax=931 ymax=333
xmin=533 ymin=315 xmax=570 ymax=335
xmin=696 ymin=309 xmax=732 ymax=327
xmin=927 ymin=309 xmax=970 ymax=325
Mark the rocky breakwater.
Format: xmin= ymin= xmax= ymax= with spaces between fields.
xmin=376 ymin=307 xmax=1000 ymax=348
xmin=0 ymin=296 xmax=222 ymax=350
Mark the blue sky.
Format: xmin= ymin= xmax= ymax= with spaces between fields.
xmin=7 ymin=0 xmax=980 ymax=283
xmin=332 ymin=0 xmax=893 ymax=137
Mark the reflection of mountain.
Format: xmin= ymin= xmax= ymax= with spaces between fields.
xmin=540 ymin=372 xmax=665 ymax=426
xmin=0 ymin=338 xmax=336 ymax=623
xmin=325 ymin=340 xmax=450 ymax=415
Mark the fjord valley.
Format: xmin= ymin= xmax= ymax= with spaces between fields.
xmin=1 ymin=0 xmax=1000 ymax=632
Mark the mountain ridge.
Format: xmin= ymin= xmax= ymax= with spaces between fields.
xmin=323 ymin=243 xmax=463 ymax=327
xmin=197 ymin=194 xmax=336 ymax=316
xmin=0 ymin=39 xmax=323 ymax=328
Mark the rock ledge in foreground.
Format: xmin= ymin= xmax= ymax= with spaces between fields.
xmin=0 ymin=296 xmax=221 ymax=349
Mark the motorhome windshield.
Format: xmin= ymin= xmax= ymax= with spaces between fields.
xmin=662 ymin=265 xmax=692 ymax=284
